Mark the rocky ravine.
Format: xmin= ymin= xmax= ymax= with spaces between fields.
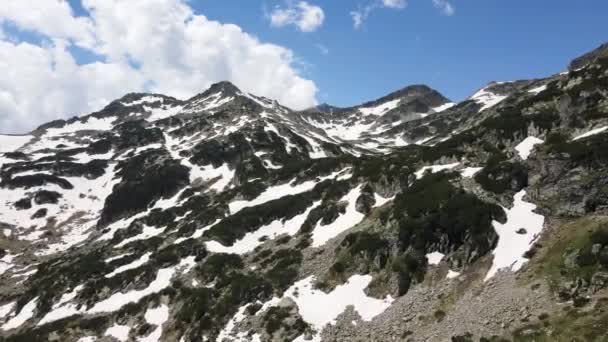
xmin=1 ymin=43 xmax=608 ymax=342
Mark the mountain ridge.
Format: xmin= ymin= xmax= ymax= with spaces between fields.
xmin=0 ymin=42 xmax=608 ymax=341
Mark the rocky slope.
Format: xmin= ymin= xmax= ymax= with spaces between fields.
xmin=1 ymin=43 xmax=608 ymax=342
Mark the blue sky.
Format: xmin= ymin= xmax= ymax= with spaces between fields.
xmin=0 ymin=0 xmax=607 ymax=132
xmin=197 ymin=0 xmax=607 ymax=105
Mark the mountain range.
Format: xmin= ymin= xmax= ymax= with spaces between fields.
xmin=0 ymin=43 xmax=608 ymax=341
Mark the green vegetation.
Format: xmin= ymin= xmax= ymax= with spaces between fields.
xmin=512 ymin=305 xmax=608 ymax=342
xmin=390 ymin=172 xmax=504 ymax=295
xmin=263 ymin=306 xmax=309 ymax=338
xmin=474 ymin=154 xmax=527 ymax=194
xmin=262 ymin=249 xmax=303 ymax=291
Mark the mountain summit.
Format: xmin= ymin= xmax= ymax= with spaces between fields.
xmin=1 ymin=43 xmax=608 ymax=341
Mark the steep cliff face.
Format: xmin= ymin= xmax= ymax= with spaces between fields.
xmin=1 ymin=43 xmax=608 ymax=342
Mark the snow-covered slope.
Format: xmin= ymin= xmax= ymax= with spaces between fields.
xmin=2 ymin=43 xmax=608 ymax=342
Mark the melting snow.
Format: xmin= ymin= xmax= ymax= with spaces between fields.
xmin=190 ymin=164 xmax=234 ymax=191
xmin=146 ymin=104 xmax=184 ymax=122
xmin=88 ymin=267 xmax=175 ymax=313
xmin=164 ymin=132 xmax=234 ymax=190
xmin=121 ymin=95 xmax=165 ymax=106
xmin=515 ymin=136 xmax=544 ymax=160
xmin=447 ymin=270 xmax=461 ymax=279
xmin=206 ymin=202 xmax=321 ymax=254
xmin=305 ymin=117 xmax=374 ymax=142
xmin=470 ymin=88 xmax=507 ymax=111
xmin=414 ymin=136 xmax=434 ymax=145
xmin=77 ymin=337 xmax=97 ymax=342
xmin=265 ymin=123 xmax=298 ymax=153
xmin=229 ymin=169 xmax=349 ymax=214
xmin=37 ymin=285 xmax=85 ymax=325
xmin=426 ymin=251 xmax=445 ymax=265
xmin=0 ymin=134 xmax=32 ymax=152
xmin=266 ymin=275 xmax=393 ymax=337
xmin=105 ymin=323 xmax=131 ymax=342
xmin=311 ymin=186 xmax=364 ymax=248
xmin=139 ymin=304 xmax=169 ymax=342
xmin=215 ymin=303 xmax=250 ymax=342
xmin=460 ymin=167 xmax=483 ymax=178
xmin=0 ymin=302 xmax=15 ymax=319
xmin=414 ymin=162 xmax=460 ymax=179
xmin=105 ymin=253 xmax=152 ymax=278
xmin=105 ymin=253 xmax=133 ymax=263
xmin=573 ymin=126 xmax=608 ymax=141
xmin=359 ymin=98 xmax=401 ymax=116
xmin=0 ymin=253 xmax=15 ymax=275
xmin=1 ymin=297 xmax=38 ymax=330
xmin=45 ymin=117 xmax=116 ymax=135
xmin=432 ymin=102 xmax=456 ymax=113
xmin=528 ymin=84 xmax=547 ymax=94
xmin=174 ymin=219 xmax=220 ymax=245
xmin=115 ymin=225 xmax=166 ymax=248
xmin=485 ymin=190 xmax=545 ymax=281
xmin=374 ymin=193 xmax=394 ymax=207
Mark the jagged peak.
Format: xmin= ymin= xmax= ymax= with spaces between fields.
xmin=187 ymin=81 xmax=242 ymax=103
xmin=357 ymin=84 xmax=451 ymax=110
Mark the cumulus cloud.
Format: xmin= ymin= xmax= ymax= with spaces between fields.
xmin=0 ymin=0 xmax=318 ymax=133
xmin=432 ymin=0 xmax=455 ymax=16
xmin=0 ymin=1 xmax=94 ymax=46
xmin=269 ymin=1 xmax=325 ymax=32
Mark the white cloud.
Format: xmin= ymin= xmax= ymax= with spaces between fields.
xmin=351 ymin=0 xmax=454 ymax=29
xmin=0 ymin=0 xmax=95 ymax=47
xmin=350 ymin=0 xmax=408 ymax=29
xmin=269 ymin=1 xmax=325 ymax=32
xmin=0 ymin=0 xmax=318 ymax=133
xmin=432 ymin=0 xmax=455 ymax=16
xmin=382 ymin=0 xmax=407 ymax=9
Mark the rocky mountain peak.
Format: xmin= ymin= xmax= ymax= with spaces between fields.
xmin=194 ymin=80 xmax=242 ymax=99
xmin=357 ymin=84 xmax=451 ymax=111
xmin=569 ymin=41 xmax=608 ymax=71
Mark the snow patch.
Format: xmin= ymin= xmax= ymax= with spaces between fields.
xmin=266 ymin=275 xmax=393 ymax=338
xmin=45 ymin=117 xmax=116 ymax=135
xmin=515 ymin=136 xmax=544 ymax=160
xmin=89 ymin=267 xmax=175 ymax=313
xmin=573 ymin=126 xmax=608 ymax=141
xmin=146 ymin=104 xmax=184 ymax=122
xmin=359 ymin=98 xmax=401 ymax=116
xmin=485 ymin=190 xmax=545 ymax=281
xmin=139 ymin=304 xmax=169 ymax=342
xmin=105 ymin=253 xmax=152 ymax=278
xmin=311 ymin=186 xmax=364 ymax=248
xmin=206 ymin=202 xmax=321 ymax=254
xmin=414 ymin=162 xmax=459 ymax=179
xmin=460 ymin=167 xmax=483 ymax=178
xmin=432 ymin=102 xmax=456 ymax=113
xmin=2 ymin=297 xmax=38 ymax=330
xmin=105 ymin=323 xmax=131 ymax=342
xmin=426 ymin=251 xmax=445 ymax=265
xmin=229 ymin=169 xmax=348 ymax=214
xmin=447 ymin=270 xmax=461 ymax=279
xmin=115 ymin=225 xmax=166 ymax=248
xmin=470 ymin=88 xmax=507 ymax=111
xmin=528 ymin=84 xmax=547 ymax=94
